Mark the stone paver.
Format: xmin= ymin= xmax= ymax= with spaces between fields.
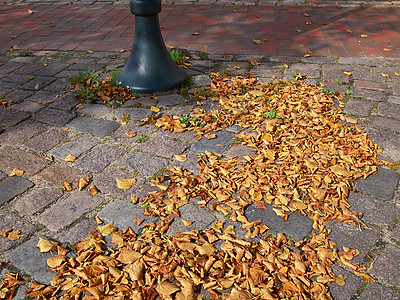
xmin=97 ymin=199 xmax=159 ymax=232
xmin=329 ymin=264 xmax=362 ymax=300
xmin=358 ymin=282 xmax=400 ymax=300
xmin=92 ymin=167 xmax=145 ymax=200
xmin=370 ymin=244 xmax=400 ymax=288
xmin=67 ymin=116 xmax=120 ymax=137
xmin=0 ymin=210 xmax=37 ymax=252
xmin=135 ymin=134 xmax=187 ymax=158
xmin=378 ymin=102 xmax=400 ymax=120
xmin=12 ymin=186 xmax=63 ymax=216
xmin=37 ymin=163 xmax=89 ymax=186
xmin=0 ymin=146 xmax=49 ymax=176
xmin=0 ymin=120 xmax=48 ymax=146
xmin=171 ymin=150 xmax=200 ymax=174
xmin=343 ymin=98 xmax=374 ymax=117
xmin=35 ymin=192 xmax=103 ymax=232
xmin=108 ymin=123 xmax=156 ymax=146
xmin=9 ymin=237 xmax=54 ymax=285
xmin=50 ymin=134 xmax=99 ymax=160
xmin=245 ymin=203 xmax=314 ymax=242
xmin=33 ymin=108 xmax=75 ymax=126
xmin=365 ymin=127 xmax=400 ymax=162
xmin=113 ymin=108 xmax=152 ymax=121
xmin=369 ymin=116 xmax=400 ymax=133
xmin=326 ymin=221 xmax=381 ymax=265
xmin=224 ymin=144 xmax=257 ymax=159
xmin=117 ymin=151 xmax=169 ymax=177
xmin=191 ymin=131 xmax=235 ymax=154
xmin=24 ymin=128 xmax=68 ymax=153
xmin=57 ymin=218 xmax=98 ymax=245
xmin=157 ymin=94 xmax=186 ymax=107
xmin=0 ymin=109 xmax=29 ymax=127
xmin=351 ymin=89 xmax=387 ymax=102
xmin=77 ymin=104 xmax=114 ymax=119
xmin=0 ymin=177 xmax=34 ymax=206
xmin=354 ymin=167 xmax=400 ymax=201
xmin=75 ymin=144 xmax=124 ymax=173
xmin=166 ymin=203 xmax=216 ymax=236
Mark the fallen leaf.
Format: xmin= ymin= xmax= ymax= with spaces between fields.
xmin=63 ymin=181 xmax=73 ymax=191
xmin=37 ymin=237 xmax=58 ymax=252
xmin=182 ymin=219 xmax=194 ymax=226
xmin=87 ymin=50 xmax=94 ymax=54
xmin=125 ymin=131 xmax=136 ymax=138
xmin=174 ymin=154 xmax=187 ymax=162
xmin=64 ymin=154 xmax=76 ymax=162
xmin=77 ymin=177 xmax=89 ymax=190
xmin=150 ymin=106 xmax=160 ymax=112
xmin=34 ymin=82 xmax=39 ymax=89
xmin=361 ymin=34 xmax=368 ymax=38
xmin=344 ymin=71 xmax=352 ymax=76
xmin=134 ymin=219 xmax=146 ymax=226
xmin=7 ymin=230 xmax=20 ymax=241
xmin=9 ymin=168 xmax=23 ymax=177
xmin=89 ymin=185 xmax=99 ymax=195
xmin=96 ymin=222 xmax=115 ymax=236
xmin=253 ymin=39 xmax=262 ymax=45
xmin=116 ymin=178 xmax=137 ymax=190
xmin=335 ymin=274 xmax=346 ymax=286
xmin=192 ymin=32 xmax=199 ymax=35
xmin=381 ymin=73 xmax=389 ymax=78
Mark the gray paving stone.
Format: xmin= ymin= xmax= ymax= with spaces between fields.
xmin=113 ymin=108 xmax=152 ymax=121
xmin=12 ymin=186 xmax=63 ymax=216
xmin=49 ymin=94 xmax=80 ymax=110
xmin=348 ymin=192 xmax=400 ymax=228
xmin=388 ymin=223 xmax=400 ymax=243
xmin=157 ymin=94 xmax=186 ymax=108
xmin=171 ymin=150 xmax=200 ymax=174
xmin=0 ymin=146 xmax=48 ymax=176
xmin=322 ymin=82 xmax=348 ymax=97
xmin=75 ymin=144 xmax=124 ymax=173
xmin=97 ymin=199 xmax=159 ymax=232
xmin=326 ymin=221 xmax=380 ymax=265
xmin=9 ymin=237 xmax=54 ymax=285
xmin=245 ymin=203 xmax=314 ymax=242
xmin=77 ymin=104 xmax=114 ymax=119
xmin=51 ymin=134 xmax=99 ymax=160
xmin=34 ymin=63 xmax=67 ymax=77
xmin=354 ymin=80 xmax=387 ymax=91
xmin=58 ymin=218 xmax=98 ymax=245
xmin=92 ymin=167 xmax=145 ymax=200
xmin=191 ymin=131 xmax=235 ymax=154
xmin=358 ymin=282 xmax=400 ymax=300
xmin=0 ymin=109 xmax=29 ymax=127
xmin=67 ymin=116 xmax=120 ymax=137
xmin=369 ymin=116 xmax=400 ymax=133
xmin=0 ymin=170 xmax=6 ymax=181
xmin=351 ymin=89 xmax=387 ymax=102
xmin=199 ymin=99 xmax=222 ymax=113
xmin=322 ymin=65 xmax=352 ymax=83
xmin=388 ymin=96 xmax=400 ymax=105
xmin=224 ymin=144 xmax=257 ymax=159
xmin=162 ymin=104 xmax=194 ymax=117
xmin=378 ymin=102 xmax=400 ymax=120
xmin=24 ymin=128 xmax=68 ymax=154
xmin=37 ymin=163 xmax=89 ymax=186
xmin=135 ymin=134 xmax=187 ymax=158
xmin=365 ymin=127 xmax=400 ymax=162
xmin=329 ymin=264 xmax=362 ymax=300
xmin=166 ymin=203 xmax=216 ymax=236
xmin=193 ymin=75 xmax=212 ymax=87
xmin=108 ymin=123 xmax=156 ymax=146
xmin=0 ymin=210 xmax=37 ymax=252
xmin=35 ymin=192 xmax=103 ymax=232
xmin=117 ymin=151 xmax=169 ymax=177
xmin=11 ymin=100 xmax=44 ymax=112
xmin=162 ymin=128 xmax=198 ymax=144
xmin=123 ymin=97 xmax=158 ymax=108
xmin=284 ymin=63 xmax=320 ymax=78
xmin=33 ymin=108 xmax=75 ymax=126
xmin=343 ymin=98 xmax=374 ymax=117
xmin=354 ymin=167 xmax=400 ymax=201
xmin=0 ymin=120 xmax=49 ymax=146
xmin=370 ymin=244 xmax=400 ymax=288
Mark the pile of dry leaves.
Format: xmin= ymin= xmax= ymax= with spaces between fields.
xmin=1 ymin=74 xmax=385 ymax=299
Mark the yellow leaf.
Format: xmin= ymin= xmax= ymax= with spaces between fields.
xmin=37 ymin=237 xmax=58 ymax=252
xmin=250 ymin=60 xmax=261 ymax=66
xmin=118 ymin=250 xmax=141 ymax=264
xmin=133 ymin=219 xmax=146 ymax=226
xmin=205 ymin=133 xmax=216 ymax=139
xmin=156 ymin=281 xmax=180 ymax=295
xmin=9 ymin=168 xmax=23 ymax=177
xmin=63 ymin=181 xmax=73 ymax=191
xmin=253 ymin=39 xmax=261 ymax=45
xmin=306 ymin=22 xmax=312 ymax=25
xmin=381 ymin=73 xmax=389 ymax=78
xmin=182 ymin=219 xmax=194 ymax=226
xmin=86 ymin=50 xmax=94 ymax=54
xmin=28 ymin=9 xmax=36 ymax=14
xmin=34 ymin=82 xmax=39 ymax=90
xmin=174 ymin=154 xmax=187 ymax=162
xmin=395 ymin=72 xmax=400 ymax=76
xmin=89 ymin=185 xmax=99 ymax=195
xmin=383 ymin=48 xmax=390 ymax=51
xmin=192 ymin=32 xmax=199 ymax=35
xmin=335 ymin=275 xmax=346 ymax=286
xmin=116 ymin=178 xmax=137 ymax=190
xmin=95 ymin=216 xmax=103 ymax=224
xmin=344 ymin=71 xmax=352 ymax=76
xmin=47 ymin=254 xmax=65 ymax=268
xmin=7 ymin=230 xmax=21 ymax=241
xmin=204 ymin=45 xmax=208 ymax=52
xmin=125 ymin=131 xmax=136 ymax=138
xmin=361 ymin=34 xmax=368 ymax=38
xmin=77 ymin=177 xmax=89 ymax=190
xmin=45 ymin=155 xmax=54 ymax=162
xmin=97 ymin=222 xmax=115 ymax=236
xmin=347 ymin=29 xmax=353 ymax=33
xmin=150 ymin=106 xmax=160 ymax=112
xmin=64 ymin=154 xmax=76 ymax=162
xmin=61 ymin=127 xmax=69 ymax=130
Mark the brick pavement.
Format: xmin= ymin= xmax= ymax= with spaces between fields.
xmin=0 ymin=0 xmax=400 ymax=299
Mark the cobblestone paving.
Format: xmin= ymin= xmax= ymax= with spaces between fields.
xmin=0 ymin=47 xmax=400 ymax=299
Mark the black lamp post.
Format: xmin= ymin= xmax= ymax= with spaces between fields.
xmin=117 ymin=0 xmax=187 ymax=93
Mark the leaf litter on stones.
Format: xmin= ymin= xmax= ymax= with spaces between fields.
xmin=1 ymin=73 xmax=387 ymax=299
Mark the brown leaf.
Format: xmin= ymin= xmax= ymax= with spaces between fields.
xmin=9 ymin=168 xmax=23 ymax=177
xmin=7 ymin=230 xmax=21 ymax=241
xmin=77 ymin=177 xmax=89 ymax=190
xmin=116 ymin=178 xmax=136 ymax=190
